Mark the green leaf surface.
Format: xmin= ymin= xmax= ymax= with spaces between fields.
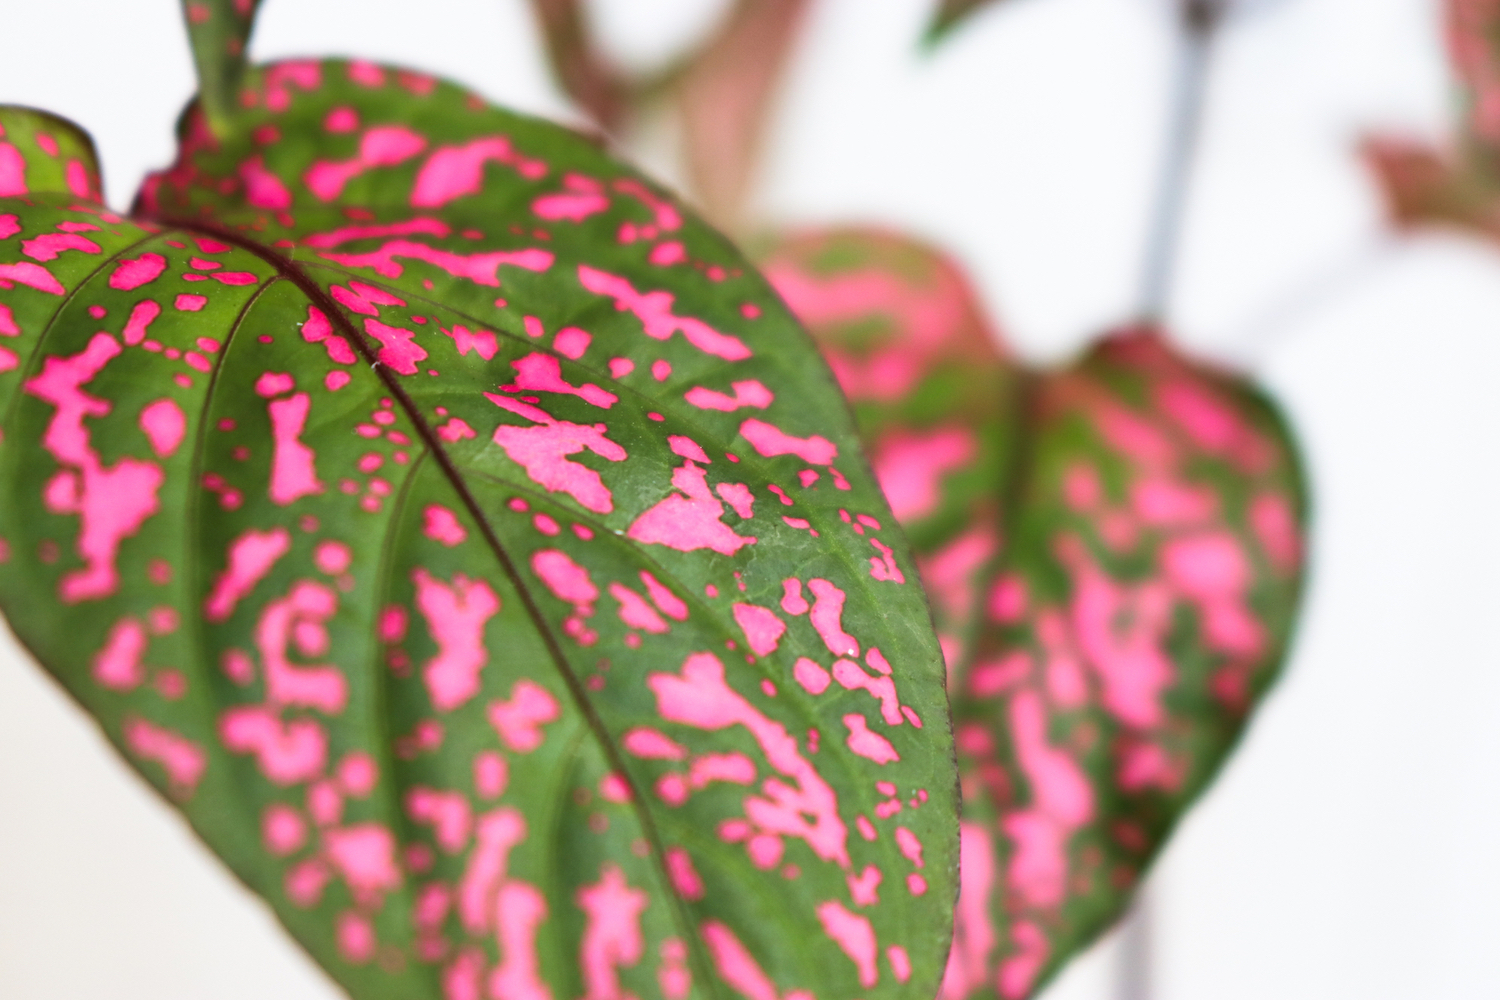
xmin=763 ymin=228 xmax=1308 ymax=1000
xmin=0 ymin=70 xmax=957 ymax=1000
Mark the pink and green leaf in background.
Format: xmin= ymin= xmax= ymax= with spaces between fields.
xmin=1364 ymin=0 xmax=1500 ymax=241
xmin=762 ymin=228 xmax=1308 ymax=999
xmin=0 ymin=56 xmax=959 ymax=1000
xmin=923 ymin=0 xmax=1013 ymax=46
xmin=179 ymin=0 xmax=265 ymax=134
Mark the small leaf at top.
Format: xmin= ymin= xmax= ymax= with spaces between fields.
xmin=762 ymin=228 xmax=1308 ymax=999
xmin=0 ymin=63 xmax=958 ymax=1000
xmin=180 ymin=0 xmax=265 ymax=135
xmin=923 ymin=0 xmax=1012 ymax=47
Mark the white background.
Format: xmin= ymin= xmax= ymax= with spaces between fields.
xmin=2 ymin=0 xmax=1499 ymax=998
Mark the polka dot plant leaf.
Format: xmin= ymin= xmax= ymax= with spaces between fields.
xmin=761 ymin=227 xmax=1308 ymax=1000
xmin=0 ymin=62 xmax=960 ymax=1000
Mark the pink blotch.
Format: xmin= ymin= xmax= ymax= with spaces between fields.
xmin=532 ymin=549 xmax=598 ymax=604
xmin=683 ymin=379 xmax=774 ymax=413
xmin=576 ymin=863 xmax=649 ymax=1000
xmin=0 ymin=214 xmax=19 ymax=242
xmin=413 ymin=569 xmax=501 ymax=712
xmin=364 ymin=318 xmax=427 ymax=374
xmin=739 ymin=419 xmax=837 ymax=467
xmin=1161 ymin=531 xmax=1264 ymax=656
xmin=488 ymin=882 xmax=551 ymax=1000
xmin=505 ymin=352 xmax=617 ymax=408
xmin=411 ymin=136 xmax=547 ymax=209
xmin=325 ymin=106 xmax=359 ymax=132
xmin=474 ymin=751 xmax=508 ymax=798
xmin=999 ymin=922 xmax=1049 ymax=1000
xmin=423 ymin=505 xmax=468 ymax=547
xmin=599 ymin=772 xmax=631 ymax=803
xmin=652 ymin=359 xmax=672 ymax=381
xmin=251 ymin=580 xmax=347 ymax=713
xmin=847 ymin=864 xmax=883 ymax=906
xmin=873 ymin=426 xmax=974 ymax=523
xmin=175 ymin=293 xmax=206 ymax=312
xmin=664 ymin=847 xmax=704 ymax=900
xmin=622 ymin=727 xmax=687 ymax=761
xmin=552 ymin=326 xmax=591 ymax=359
xmin=888 ymin=945 xmax=912 ymax=985
xmin=627 ymin=461 xmax=756 ymax=556
xmin=266 ymin=392 xmax=324 ymax=504
xmin=610 ymin=582 xmax=669 ymax=633
xmin=0 ymin=261 xmax=65 ymax=294
xmin=488 ymin=679 xmax=560 ymax=753
xmin=832 ymin=657 xmax=905 ymax=726
xmin=780 ymin=579 xmax=809 ymax=616
xmin=1001 ymin=690 xmax=1094 ymax=909
xmin=337 ymin=752 xmax=378 ymax=797
xmin=262 ymin=804 xmax=307 ymax=856
xmin=324 ymin=823 xmax=402 ymax=904
xmin=639 ymin=571 xmax=688 ymax=621
xmin=649 ymin=652 xmax=849 ymax=867
xmin=201 ymin=527 xmax=290 ymax=622
xmin=438 ymin=323 xmax=497 ymax=360
xmin=732 ymin=603 xmax=786 ymax=657
xmin=108 ymin=252 xmax=167 ymax=290
xmin=648 ymin=241 xmax=686 ymax=266
xmin=844 ymin=714 xmax=899 ymax=764
xmin=136 ymin=398 xmax=185 ymax=459
xmin=122 ymin=302 xmax=160 ymax=347
xmin=93 ymin=616 xmax=147 ymax=690
xmin=314 ymin=539 xmax=352 ymax=575
xmin=816 ymin=900 xmax=879 ymax=988
xmin=701 ymin=921 xmax=799 ymax=1000
xmin=894 ymin=826 xmax=924 ymax=868
xmin=532 ymin=184 xmax=609 ymax=222
xmin=319 ymin=240 xmax=552 ymax=287
xmin=489 ymin=394 xmax=626 ymax=513
xmin=438 ymin=417 xmax=476 ymax=442
xmin=608 ymin=357 xmax=634 ymax=379
xmin=807 ymin=578 xmax=859 ymax=657
xmin=716 ymin=482 xmax=754 ymax=519
xmin=302 ymin=217 xmax=450 ymax=249
xmin=21 ymin=232 xmax=100 ymax=261
xmin=23 ymin=333 xmax=164 ymax=603
xmin=310 ymin=783 xmax=344 ymax=825
xmin=577 ymin=265 xmax=751 ymax=361
xmin=124 ymin=717 xmax=207 ymax=794
xmin=305 ymin=126 xmax=427 ymax=201
xmin=668 ymin=435 xmax=711 ymax=464
xmin=1251 ymin=491 xmax=1301 ymax=572
xmin=407 ymin=787 xmax=474 ymax=852
xmin=793 ymin=657 xmax=831 ymax=695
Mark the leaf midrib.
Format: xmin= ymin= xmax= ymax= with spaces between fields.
xmin=154 ymin=216 xmax=726 ymax=1000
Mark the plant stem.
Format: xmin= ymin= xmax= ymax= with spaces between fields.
xmin=1135 ymin=0 xmax=1229 ymax=324
xmin=1116 ymin=886 xmax=1154 ymax=1000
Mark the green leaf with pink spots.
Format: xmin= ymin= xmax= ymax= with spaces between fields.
xmin=0 ymin=67 xmax=958 ymax=1000
xmin=763 ymin=228 xmax=1307 ymax=999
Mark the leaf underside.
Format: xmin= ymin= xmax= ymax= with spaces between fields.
xmin=762 ymin=228 xmax=1308 ymax=1000
xmin=0 ymin=63 xmax=958 ymax=1000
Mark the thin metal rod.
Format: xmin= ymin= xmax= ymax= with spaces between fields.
xmin=1115 ymin=886 xmax=1155 ymax=1000
xmin=1136 ymin=0 xmax=1229 ymax=323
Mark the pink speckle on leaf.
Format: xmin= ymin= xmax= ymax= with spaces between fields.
xmin=844 ymin=714 xmax=899 ymax=764
xmin=413 ymin=569 xmax=501 ymax=712
xmin=108 ymin=252 xmax=167 ymax=290
xmin=423 ymin=505 xmax=468 ymax=546
xmin=267 ymin=392 xmax=324 ymax=504
xmin=577 ymin=265 xmax=751 ymax=361
xmin=816 ymin=901 xmax=880 ymax=988
xmin=488 ymin=394 xmax=626 ymax=513
xmin=411 ymin=136 xmax=547 ymax=208
xmin=138 ymin=398 xmax=186 ymax=458
xmin=204 ymin=527 xmax=291 ymax=622
xmin=488 ymin=679 xmax=560 ymax=753
xmin=93 ymin=616 xmax=147 ymax=690
xmin=124 ymin=717 xmax=207 ymax=794
xmin=627 ymin=461 xmax=756 ymax=556
xmin=505 ymin=352 xmax=617 ymax=408
xmin=683 ymin=379 xmax=774 ymax=412
xmin=740 ymin=419 xmax=837 ymax=465
xmin=732 ymin=603 xmax=786 ymax=657
xmin=650 ymin=652 xmax=849 ymax=867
